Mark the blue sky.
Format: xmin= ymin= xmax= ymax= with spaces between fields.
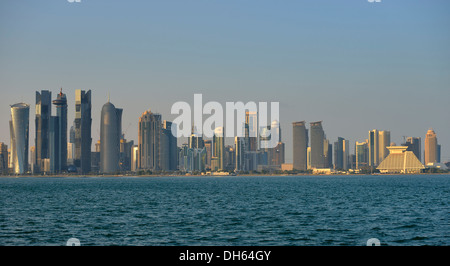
xmin=0 ymin=0 xmax=449 ymax=163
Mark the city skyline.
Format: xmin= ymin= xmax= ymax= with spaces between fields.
xmin=0 ymin=0 xmax=449 ymax=163
xmin=1 ymin=89 xmax=448 ymax=168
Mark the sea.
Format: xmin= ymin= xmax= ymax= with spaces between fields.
xmin=0 ymin=175 xmax=449 ymax=246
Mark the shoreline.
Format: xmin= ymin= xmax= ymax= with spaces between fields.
xmin=1 ymin=172 xmax=449 ymax=178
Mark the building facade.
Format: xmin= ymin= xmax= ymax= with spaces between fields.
xmin=292 ymin=121 xmax=308 ymax=171
xmin=74 ymin=90 xmax=92 ymax=174
xmin=10 ymin=103 xmax=30 ymax=175
xmin=138 ymin=110 xmax=161 ymax=171
xmin=100 ymin=101 xmax=122 ymax=174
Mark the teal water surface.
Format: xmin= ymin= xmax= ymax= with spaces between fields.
xmin=0 ymin=175 xmax=449 ymax=246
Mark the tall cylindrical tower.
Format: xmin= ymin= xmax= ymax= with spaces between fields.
xmin=100 ymin=102 xmax=120 ymax=173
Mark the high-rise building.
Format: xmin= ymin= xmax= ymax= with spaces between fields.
xmin=334 ymin=137 xmax=349 ymax=170
xmin=35 ymin=90 xmax=51 ymax=172
xmin=161 ymin=120 xmax=178 ymax=171
xmin=0 ymin=143 xmax=8 ymax=175
xmin=378 ymin=130 xmax=391 ymax=163
xmin=355 ymin=141 xmax=369 ymax=169
xmin=74 ymin=90 xmax=92 ymax=174
xmin=368 ymin=129 xmax=390 ymax=166
xmin=50 ymin=89 xmax=68 ymax=173
xmin=138 ymin=110 xmax=161 ymax=171
xmin=100 ymin=101 xmax=122 ymax=173
xmin=424 ymin=128 xmax=438 ymax=166
xmin=310 ymin=121 xmax=325 ymax=169
xmin=204 ymin=140 xmax=212 ymax=169
xmin=131 ymin=145 xmax=139 ymax=172
xmin=245 ymin=111 xmax=258 ymax=152
xmin=323 ymin=138 xmax=332 ymax=168
xmin=10 ymin=103 xmax=30 ymax=175
xmin=235 ymin=136 xmax=245 ymax=171
xmin=211 ymin=127 xmax=224 ymax=171
xmin=120 ymin=137 xmax=134 ymax=172
xmin=437 ymin=144 xmax=441 ymax=163
xmin=292 ymin=121 xmax=308 ymax=171
xmin=402 ymin=137 xmax=421 ymax=163
xmin=368 ymin=129 xmax=379 ymax=167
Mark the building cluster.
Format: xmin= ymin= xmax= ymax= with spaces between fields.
xmin=289 ymin=122 xmax=444 ymax=174
xmin=0 ymin=89 xmax=446 ymax=176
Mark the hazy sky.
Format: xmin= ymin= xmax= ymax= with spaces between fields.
xmin=0 ymin=0 xmax=449 ymax=163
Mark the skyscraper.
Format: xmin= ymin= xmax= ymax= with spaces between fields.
xmin=10 ymin=103 xmax=30 ymax=175
xmin=204 ymin=139 xmax=212 ymax=169
xmin=355 ymin=141 xmax=369 ymax=169
xmin=310 ymin=121 xmax=325 ymax=169
xmin=74 ymin=90 xmax=92 ymax=174
xmin=161 ymin=120 xmax=178 ymax=171
xmin=402 ymin=137 xmax=421 ymax=163
xmin=100 ymin=101 xmax=122 ymax=173
xmin=138 ymin=110 xmax=161 ymax=171
xmin=368 ymin=129 xmax=379 ymax=167
xmin=35 ymin=90 xmax=51 ymax=172
xmin=245 ymin=111 xmax=258 ymax=152
xmin=334 ymin=137 xmax=350 ymax=170
xmin=424 ymin=128 xmax=438 ymax=166
xmin=51 ymin=89 xmax=68 ymax=173
xmin=323 ymin=138 xmax=332 ymax=168
xmin=0 ymin=143 xmax=8 ymax=175
xmin=292 ymin=121 xmax=308 ymax=171
xmin=378 ymin=130 xmax=391 ymax=163
xmin=211 ymin=127 xmax=224 ymax=171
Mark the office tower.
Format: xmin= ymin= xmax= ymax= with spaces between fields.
xmin=368 ymin=129 xmax=379 ymax=167
xmin=245 ymin=111 xmax=258 ymax=151
xmin=211 ymin=127 xmax=224 ymax=171
xmin=307 ymin=147 xmax=311 ymax=170
xmin=120 ymin=137 xmax=134 ymax=172
xmin=138 ymin=110 xmax=161 ymax=170
xmin=189 ymin=125 xmax=204 ymax=149
xmin=334 ymin=137 xmax=343 ymax=170
xmin=342 ymin=139 xmax=349 ymax=170
xmin=356 ymin=141 xmax=369 ymax=169
xmin=378 ymin=130 xmax=391 ymax=163
xmin=292 ymin=121 xmax=308 ymax=171
xmin=204 ymin=140 xmax=212 ymax=168
xmin=424 ymin=128 xmax=438 ymax=165
xmin=74 ymin=90 xmax=92 ymax=174
xmin=323 ymin=138 xmax=332 ymax=168
xmin=334 ymin=137 xmax=349 ymax=170
xmin=310 ymin=121 xmax=325 ymax=169
xmin=51 ymin=89 xmax=68 ymax=173
xmin=437 ymin=144 xmax=441 ymax=163
xmin=35 ymin=90 xmax=52 ymax=172
xmin=402 ymin=137 xmax=421 ymax=163
xmin=0 ymin=143 xmax=8 ymax=175
xmin=269 ymin=142 xmax=285 ymax=166
xmin=100 ymin=101 xmax=122 ymax=174
xmin=131 ymin=145 xmax=139 ymax=172
xmin=161 ymin=121 xmax=178 ymax=171
xmin=10 ymin=103 xmax=30 ymax=174
xmin=48 ymin=116 xmax=60 ymax=173
xmin=235 ymin=137 xmax=244 ymax=171
xmin=67 ymin=142 xmax=74 ymax=165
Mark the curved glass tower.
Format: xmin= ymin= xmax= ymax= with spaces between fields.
xmin=10 ymin=103 xmax=30 ymax=175
xmin=100 ymin=101 xmax=122 ymax=173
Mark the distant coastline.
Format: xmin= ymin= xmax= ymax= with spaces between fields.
xmin=1 ymin=172 xmax=449 ymax=179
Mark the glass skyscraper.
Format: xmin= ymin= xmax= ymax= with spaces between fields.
xmin=292 ymin=121 xmax=308 ymax=171
xmin=74 ymin=90 xmax=92 ymax=174
xmin=35 ymin=90 xmax=51 ymax=172
xmin=10 ymin=103 xmax=30 ymax=175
